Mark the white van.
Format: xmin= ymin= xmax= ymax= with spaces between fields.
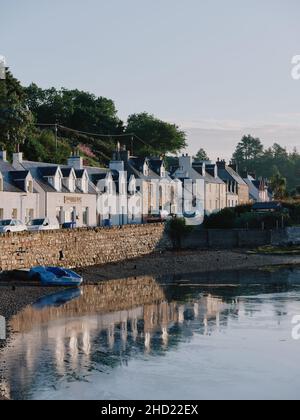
xmin=27 ymin=218 xmax=60 ymax=232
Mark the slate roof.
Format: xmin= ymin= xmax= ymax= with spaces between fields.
xmin=243 ymin=177 xmax=260 ymax=201
xmin=14 ymin=160 xmax=97 ymax=195
xmin=61 ymin=168 xmax=73 ymax=178
xmin=252 ymin=202 xmax=281 ymax=211
xmin=217 ymin=165 xmax=247 ymax=186
xmin=193 ymin=163 xmax=225 ymax=185
xmin=0 ymin=161 xmax=32 ymax=193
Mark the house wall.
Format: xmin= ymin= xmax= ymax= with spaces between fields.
xmin=0 ymin=192 xmax=39 ymax=222
xmin=226 ymin=192 xmax=239 ymax=208
xmin=45 ymin=192 xmax=97 ymax=227
xmin=238 ymin=184 xmax=250 ymax=205
xmin=205 ymin=183 xmax=227 ymax=215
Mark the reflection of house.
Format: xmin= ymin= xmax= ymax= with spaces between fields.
xmin=0 ymin=151 xmax=39 ymax=222
xmin=216 ymin=160 xmax=249 ymax=206
xmin=12 ymin=152 xmax=97 ymax=227
xmin=243 ymin=174 xmax=272 ymax=203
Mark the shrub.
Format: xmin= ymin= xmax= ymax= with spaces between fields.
xmin=166 ymin=217 xmax=193 ymax=249
xmin=203 ymin=208 xmax=236 ymax=229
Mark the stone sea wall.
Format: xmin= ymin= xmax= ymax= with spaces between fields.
xmin=0 ymin=224 xmax=299 ymax=272
xmin=0 ymin=224 xmax=170 ymax=271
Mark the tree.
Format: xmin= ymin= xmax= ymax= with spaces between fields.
xmin=0 ymin=70 xmax=33 ymax=152
xmin=24 ymin=85 xmax=124 ymax=165
xmin=233 ymin=135 xmax=264 ymax=167
xmin=22 ymin=130 xmax=72 ymax=164
xmin=125 ymin=113 xmax=187 ymax=157
xmin=270 ymin=168 xmax=287 ymax=200
xmin=194 ymin=148 xmax=210 ymax=161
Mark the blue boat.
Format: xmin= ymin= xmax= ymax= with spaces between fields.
xmin=29 ymin=266 xmax=83 ymax=287
xmin=33 ymin=288 xmax=82 ymax=309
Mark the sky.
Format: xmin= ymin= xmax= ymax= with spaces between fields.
xmin=1 ymin=0 xmax=300 ymax=160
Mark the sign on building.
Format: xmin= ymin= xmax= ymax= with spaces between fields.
xmin=0 ymin=315 xmax=6 ymax=340
xmin=64 ymin=196 xmax=82 ymax=204
xmin=0 ymin=55 xmax=6 ymax=80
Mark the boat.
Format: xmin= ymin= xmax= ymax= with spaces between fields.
xmin=33 ymin=288 xmax=82 ymax=309
xmin=29 ymin=266 xmax=83 ymax=287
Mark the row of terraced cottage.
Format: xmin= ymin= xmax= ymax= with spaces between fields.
xmin=0 ymin=147 xmax=272 ymax=228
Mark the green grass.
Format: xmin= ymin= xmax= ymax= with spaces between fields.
xmin=250 ymin=245 xmax=300 ymax=255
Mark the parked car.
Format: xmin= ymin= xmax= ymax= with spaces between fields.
xmin=0 ymin=219 xmax=28 ymax=233
xmin=27 ymin=218 xmax=60 ymax=232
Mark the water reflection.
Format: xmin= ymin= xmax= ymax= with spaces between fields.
xmin=2 ymin=268 xmax=300 ymax=400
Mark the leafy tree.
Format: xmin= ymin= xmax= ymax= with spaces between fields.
xmin=194 ymin=148 xmax=210 ymax=161
xmin=125 ymin=113 xmax=187 ymax=157
xmin=0 ymin=70 xmax=33 ymax=152
xmin=233 ymin=135 xmax=264 ymax=166
xmin=232 ymin=137 xmax=300 ymax=192
xmin=24 ymin=85 xmax=123 ymax=164
xmin=22 ymin=130 xmax=72 ymax=164
xmin=25 ymin=84 xmax=123 ymax=133
xmin=270 ymin=168 xmax=287 ymax=199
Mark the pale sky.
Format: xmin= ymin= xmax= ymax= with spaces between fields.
xmin=1 ymin=0 xmax=300 ymax=160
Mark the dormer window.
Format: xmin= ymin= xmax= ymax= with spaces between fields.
xmin=27 ymin=179 xmax=33 ymax=193
xmin=143 ymin=163 xmax=149 ymax=177
xmin=69 ymin=174 xmax=76 ymax=193
xmin=81 ymin=174 xmax=89 ymax=193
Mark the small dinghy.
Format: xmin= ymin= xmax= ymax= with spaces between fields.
xmin=29 ymin=266 xmax=83 ymax=287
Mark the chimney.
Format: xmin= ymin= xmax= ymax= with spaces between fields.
xmin=216 ymin=159 xmax=226 ymax=169
xmin=13 ymin=152 xmax=23 ymax=167
xmin=67 ymin=154 xmax=83 ymax=170
xmin=179 ymin=155 xmax=192 ymax=175
xmin=0 ymin=151 xmax=7 ymax=162
xmin=109 ymin=160 xmax=124 ymax=172
xmin=120 ymin=149 xmax=130 ymax=163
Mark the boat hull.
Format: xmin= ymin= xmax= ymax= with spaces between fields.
xmin=29 ymin=267 xmax=83 ymax=287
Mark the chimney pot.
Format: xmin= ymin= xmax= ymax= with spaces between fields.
xmin=0 ymin=151 xmax=7 ymax=162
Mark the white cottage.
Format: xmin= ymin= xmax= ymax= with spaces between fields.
xmin=0 ymin=151 xmax=39 ymax=222
xmin=12 ymin=152 xmax=97 ymax=227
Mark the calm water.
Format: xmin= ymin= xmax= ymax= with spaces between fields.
xmin=1 ymin=268 xmax=300 ymax=400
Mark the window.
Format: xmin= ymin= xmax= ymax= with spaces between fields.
xmin=0 ymin=209 xmax=3 ymax=220
xmin=27 ymin=180 xmax=33 ymax=193
xmin=56 ymin=207 xmax=63 ymax=224
xmin=25 ymin=209 xmax=34 ymax=223
xmin=0 ymin=177 xmax=3 ymax=192
xmin=82 ymin=176 xmax=88 ymax=193
xmin=12 ymin=209 xmax=18 ymax=220
xmin=69 ymin=176 xmax=76 ymax=192
xmin=82 ymin=207 xmax=89 ymax=226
